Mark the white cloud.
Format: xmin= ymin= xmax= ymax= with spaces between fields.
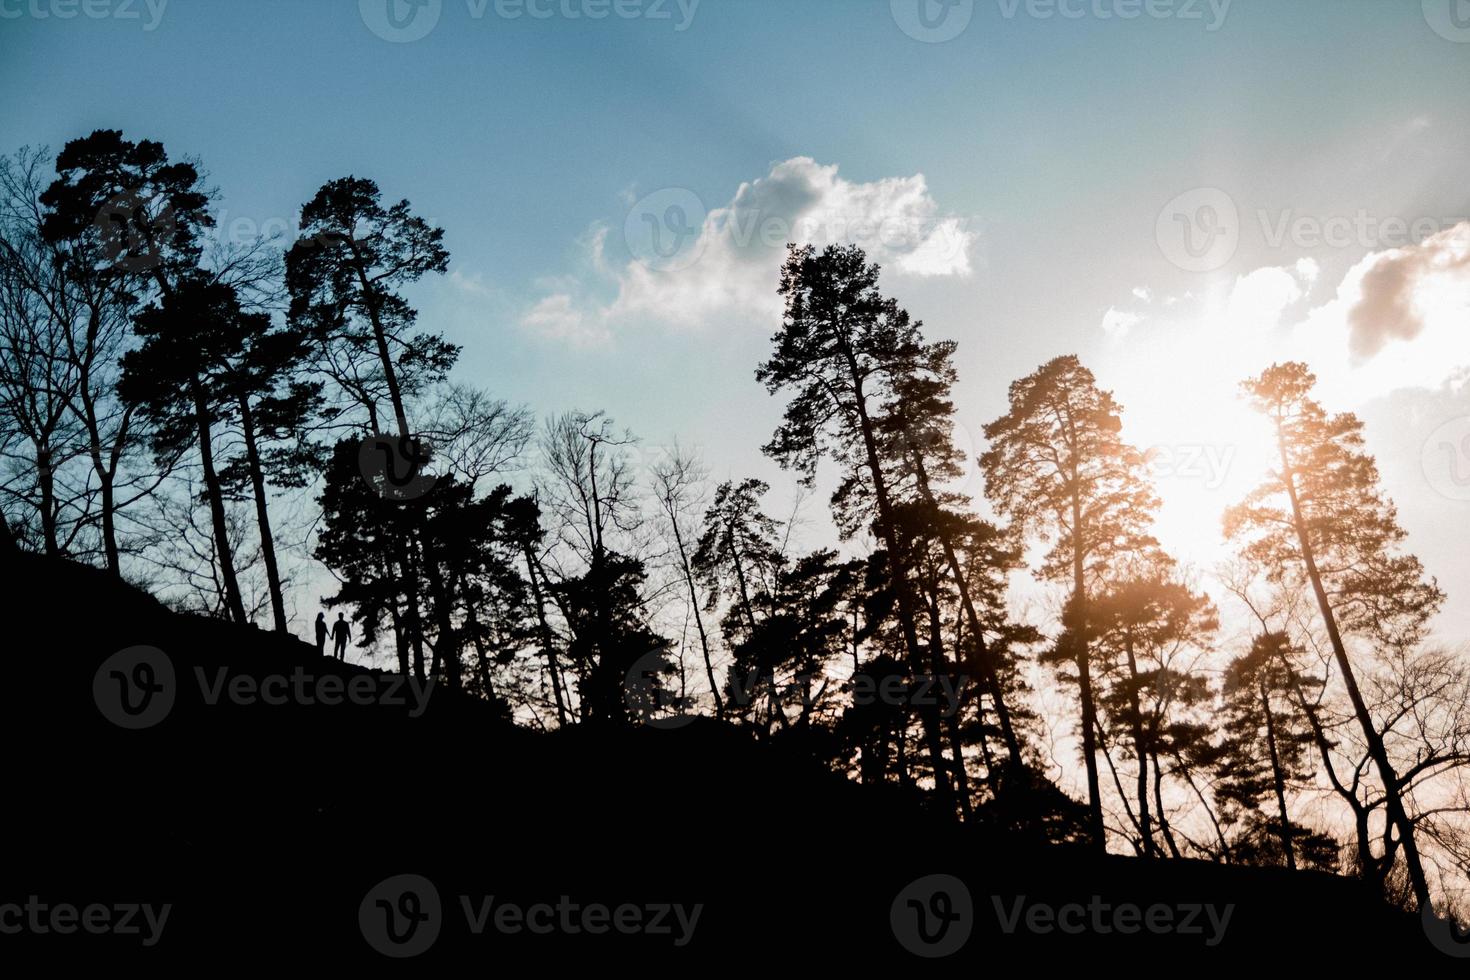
xmin=520 ymin=157 xmax=977 ymax=340
xmin=521 ymin=293 xmax=610 ymax=348
xmin=1223 ymin=264 xmax=1308 ymax=332
xmin=1100 ymin=222 xmax=1470 ymax=408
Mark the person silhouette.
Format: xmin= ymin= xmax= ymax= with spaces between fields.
xmin=315 ymin=612 xmax=328 ymax=656
xmin=331 ymin=613 xmax=350 ymax=661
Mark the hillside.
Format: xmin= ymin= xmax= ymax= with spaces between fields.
xmin=2 ymin=551 xmax=1445 ymax=966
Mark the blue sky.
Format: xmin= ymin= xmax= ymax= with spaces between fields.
xmin=3 ymin=0 xmax=1469 ymax=640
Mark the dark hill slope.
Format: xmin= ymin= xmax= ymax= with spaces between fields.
xmin=0 ymin=552 xmax=1446 ymax=967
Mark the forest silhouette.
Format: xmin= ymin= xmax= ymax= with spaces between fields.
xmin=0 ymin=130 xmax=1466 ymax=964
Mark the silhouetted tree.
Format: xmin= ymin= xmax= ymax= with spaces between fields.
xmin=287 ymin=176 xmax=461 ymax=672
xmin=26 ymin=132 xmax=215 ymax=573
xmin=692 ymin=477 xmax=784 ymax=644
xmin=0 ymin=151 xmax=85 ymax=556
xmin=982 ymin=354 xmax=1159 ymax=849
xmin=315 ymin=437 xmax=422 ymax=676
xmin=537 ymin=410 xmax=670 ymax=724
xmin=1089 ymin=566 xmax=1217 ymax=857
xmin=1226 ymin=362 xmax=1444 ymax=907
xmin=285 ymin=176 xmax=456 ymax=438
xmin=120 ymin=278 xmax=254 ymax=622
xmin=758 ymin=242 xmax=957 ymax=816
xmin=1215 ymin=631 xmax=1334 ymax=870
xmin=650 ymin=445 xmax=721 ymax=718
xmin=214 ymin=304 xmax=321 ymax=632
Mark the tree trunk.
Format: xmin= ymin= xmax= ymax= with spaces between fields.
xmin=36 ymin=445 xmax=59 ymax=556
xmin=1258 ymin=674 xmax=1296 ymax=869
xmin=1275 ymin=427 xmax=1429 ymax=907
xmin=838 ymin=345 xmax=955 ymax=817
xmin=238 ymin=394 xmax=288 ymax=632
xmin=191 ymin=379 xmax=246 ymax=623
xmin=523 ymin=544 xmax=568 ymax=727
xmin=926 ymin=584 xmax=973 ymax=820
xmin=906 ymin=445 xmax=1024 ymax=770
xmin=1071 ymin=494 xmax=1106 ymax=850
xmin=1123 ymin=632 xmax=1153 ymax=856
xmin=673 ymin=515 xmax=721 ymax=718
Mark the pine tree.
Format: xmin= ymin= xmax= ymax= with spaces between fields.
xmin=1214 ymin=631 xmax=1335 ymax=870
xmin=1225 ymin=362 xmax=1445 ymax=906
xmin=119 ymin=278 xmax=252 ymax=622
xmin=1089 ymin=566 xmax=1217 ymax=857
xmin=981 ymin=354 xmax=1159 ymax=849
xmin=757 ymin=242 xmax=959 ymax=816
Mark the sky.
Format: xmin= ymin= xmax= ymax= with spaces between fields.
xmin=2 ymin=0 xmax=1469 ymax=643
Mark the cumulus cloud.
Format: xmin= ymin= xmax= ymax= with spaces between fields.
xmin=520 ymin=157 xmax=977 ymax=340
xmin=1224 ymin=264 xmax=1309 ymax=332
xmin=521 ymin=293 xmax=609 ymax=348
xmin=1342 ymin=223 xmax=1470 ymax=360
xmin=1102 ymin=221 xmax=1470 ymax=408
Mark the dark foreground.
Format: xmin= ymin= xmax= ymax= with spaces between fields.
xmin=2 ymin=552 xmax=1449 ymax=967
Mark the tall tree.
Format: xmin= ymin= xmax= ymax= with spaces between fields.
xmin=287 ymin=176 xmax=460 ymax=673
xmin=650 ymin=445 xmax=722 ymax=719
xmin=0 ymin=156 xmax=84 ymax=556
xmin=40 ymin=129 xmax=212 ymax=298
xmin=692 ymin=478 xmax=784 ymax=646
xmin=1089 ymin=566 xmax=1217 ymax=857
xmin=214 ymin=309 xmax=322 ymax=632
xmin=119 ymin=278 xmax=253 ymax=623
xmin=875 ymin=353 xmax=1027 ymax=773
xmin=757 ymin=243 xmax=956 ymax=816
xmin=1225 ymin=361 xmax=1445 ymax=907
xmin=1214 ymin=631 xmax=1334 ymax=870
xmin=981 ymin=354 xmax=1159 ymax=849
xmin=537 ymin=410 xmax=669 ymax=724
xmin=286 ymin=176 xmax=456 ymax=439
xmin=31 ymin=133 xmax=214 ymax=573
